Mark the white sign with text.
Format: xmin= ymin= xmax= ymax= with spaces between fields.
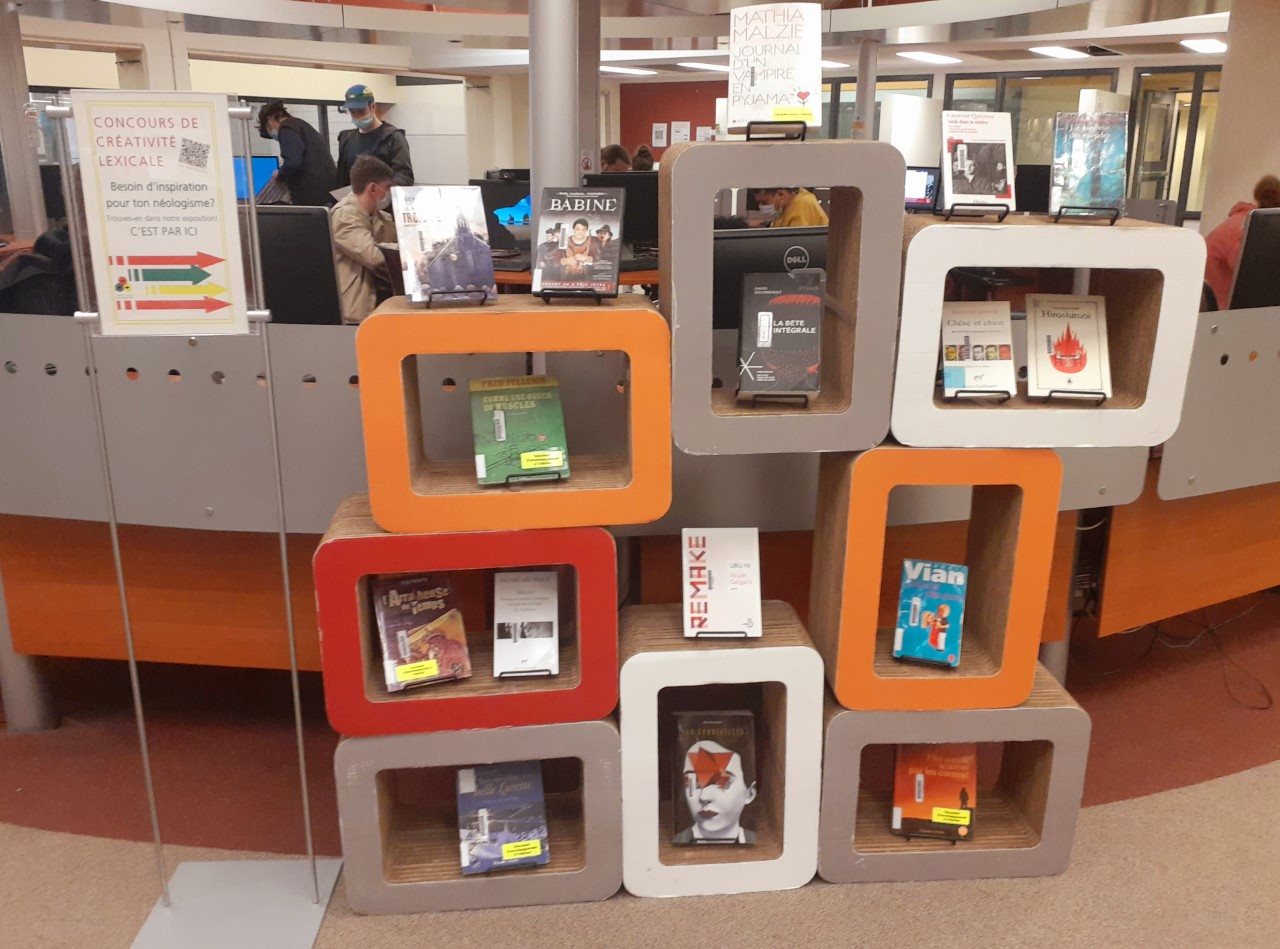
xmin=727 ymin=2 xmax=822 ymax=132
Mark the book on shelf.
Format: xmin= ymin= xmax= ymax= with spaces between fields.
xmin=736 ymin=269 xmax=824 ymax=403
xmin=940 ymin=301 xmax=1016 ymax=398
xmin=390 ymin=185 xmax=497 ymax=304
xmin=891 ymin=743 xmax=977 ymax=841
xmin=681 ymin=527 xmax=762 ymax=638
xmin=893 ymin=559 xmax=968 ymax=668
xmin=456 ymin=761 xmax=551 ymax=875
xmin=940 ymin=110 xmax=1016 ymax=211
xmin=531 ymin=188 xmax=625 ymax=297
xmin=492 ymin=570 xmax=561 ymax=678
xmin=469 ymin=376 xmax=571 ymax=486
xmin=1025 ymin=293 xmax=1112 ymax=399
xmin=369 ymin=573 xmax=473 ymax=692
xmin=672 ymin=710 xmax=758 ymax=846
xmin=1050 ymin=111 xmax=1128 ymax=214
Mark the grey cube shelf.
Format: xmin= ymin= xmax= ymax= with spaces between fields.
xmin=659 ymin=140 xmax=905 ymax=455
xmin=818 ymin=665 xmax=1090 ymax=883
xmin=334 ymin=719 xmax=622 ymax=914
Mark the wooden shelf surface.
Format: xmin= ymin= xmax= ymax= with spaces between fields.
xmin=871 ymin=626 xmax=1002 ymax=679
xmin=373 ymin=293 xmax=659 ymax=318
xmin=621 ymin=600 xmax=813 ymax=664
xmin=410 ymin=453 xmax=633 ymax=497
xmin=852 ymin=788 xmax=1041 ymax=855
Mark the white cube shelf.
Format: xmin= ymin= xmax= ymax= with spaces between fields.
xmin=892 ymin=217 xmax=1206 ymax=448
xmin=619 ymin=602 xmax=824 ymax=898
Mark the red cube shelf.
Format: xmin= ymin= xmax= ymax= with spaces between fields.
xmin=314 ymin=495 xmax=619 ymax=735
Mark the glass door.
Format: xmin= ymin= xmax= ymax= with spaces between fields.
xmin=1129 ymin=68 xmax=1221 ymax=220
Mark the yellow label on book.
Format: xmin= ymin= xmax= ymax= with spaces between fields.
xmin=501 ymin=839 xmax=543 ymax=860
xmin=396 ymin=659 xmax=439 ymax=683
xmin=520 ymin=449 xmax=564 ymax=470
xmin=771 ymin=105 xmax=815 ymax=123
xmin=931 ymin=807 xmax=972 ymax=826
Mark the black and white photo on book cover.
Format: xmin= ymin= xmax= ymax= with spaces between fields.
xmin=1025 ymin=293 xmax=1112 ymax=399
xmin=672 ymin=710 xmax=758 ymax=846
xmin=492 ymin=570 xmax=561 ymax=677
xmin=391 ymin=185 xmax=497 ymax=304
xmin=531 ymin=188 xmax=625 ymax=296
xmin=941 ymin=111 xmax=1016 ymax=210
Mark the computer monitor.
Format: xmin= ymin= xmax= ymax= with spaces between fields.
xmin=1228 ymin=207 xmax=1280 ymax=310
xmin=39 ymin=164 xmax=66 ymax=222
xmin=905 ymin=166 xmax=940 ymax=212
xmin=583 ymin=171 xmax=659 ymax=249
xmin=484 ymin=168 xmax=531 ymax=182
xmin=470 ymin=177 xmax=531 ymax=252
xmin=1015 ymin=164 xmax=1051 ymax=214
xmin=711 ymin=227 xmax=828 ymax=330
xmin=256 ymin=206 xmax=343 ymax=325
xmin=233 ymin=155 xmax=280 ymax=201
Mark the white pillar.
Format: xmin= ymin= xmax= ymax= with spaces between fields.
xmin=851 ymin=39 xmax=880 ymax=141
xmin=0 ymin=5 xmax=47 ymax=237
xmin=530 ymin=0 xmax=595 ymax=201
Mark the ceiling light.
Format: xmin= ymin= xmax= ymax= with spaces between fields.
xmin=678 ymin=62 xmax=732 ymax=73
xmin=896 ymin=51 xmax=963 ymax=66
xmin=1181 ymin=38 xmax=1227 ymax=54
xmin=600 ymin=65 xmax=658 ymax=76
xmin=1029 ymin=46 xmax=1090 ymax=60
xmin=820 ymin=60 xmax=850 ymax=69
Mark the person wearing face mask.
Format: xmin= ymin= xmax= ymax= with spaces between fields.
xmin=255 ymin=101 xmax=336 ymax=207
xmin=330 ymin=155 xmax=398 ymax=324
xmin=334 ymin=84 xmax=415 ymax=190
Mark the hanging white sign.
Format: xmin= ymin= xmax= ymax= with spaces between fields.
xmin=727 ymin=2 xmax=822 ymax=133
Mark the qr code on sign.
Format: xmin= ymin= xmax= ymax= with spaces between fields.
xmin=178 ymin=138 xmax=210 ymax=170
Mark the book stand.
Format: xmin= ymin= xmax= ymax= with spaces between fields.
xmin=536 ymin=288 xmax=611 ymax=306
xmin=744 ymin=120 xmax=807 ymax=141
xmin=937 ymin=204 xmax=1010 ymax=222
xmin=421 ymin=288 xmax=490 ymax=308
xmin=1052 ymin=206 xmax=1120 ymax=225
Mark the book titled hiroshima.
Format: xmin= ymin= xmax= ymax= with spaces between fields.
xmin=391 ymin=185 xmax=497 ymax=305
xmin=368 ymin=573 xmax=472 ymax=692
xmin=532 ymin=188 xmax=625 ymax=297
xmin=736 ymin=269 xmax=824 ymax=402
xmin=1025 ymin=293 xmax=1111 ymax=399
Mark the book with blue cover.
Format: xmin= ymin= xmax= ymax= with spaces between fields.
xmin=893 ymin=559 xmax=969 ymax=668
xmin=456 ymin=761 xmax=550 ymax=875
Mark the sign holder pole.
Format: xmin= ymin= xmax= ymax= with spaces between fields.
xmin=45 ymin=99 xmax=172 ymax=908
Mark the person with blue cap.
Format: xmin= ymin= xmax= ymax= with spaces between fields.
xmin=335 ymin=83 xmax=415 ymax=190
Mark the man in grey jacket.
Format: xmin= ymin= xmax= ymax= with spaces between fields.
xmin=330 ymin=155 xmax=397 ymax=324
xmin=334 ymin=84 xmax=415 ymax=189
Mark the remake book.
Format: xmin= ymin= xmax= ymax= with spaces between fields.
xmin=369 ymin=573 xmax=473 ymax=692
xmin=940 ymin=300 xmax=1017 ymax=398
xmin=941 ymin=110 xmax=1016 ymax=211
xmin=390 ymin=185 xmax=497 ymax=305
xmin=1051 ymin=111 xmax=1128 ymax=214
xmin=456 ymin=761 xmax=551 ymax=875
xmin=1025 ymin=293 xmax=1112 ymax=399
xmin=894 ymin=559 xmax=968 ymax=668
xmin=469 ymin=376 xmax=570 ymax=486
xmin=492 ymin=570 xmax=560 ymax=678
xmin=672 ymin=710 xmax=758 ymax=846
xmin=737 ymin=269 xmax=824 ymax=403
xmin=682 ymin=528 xmax=762 ymax=638
xmin=531 ymin=188 xmax=625 ymax=297
xmin=891 ymin=743 xmax=977 ymax=841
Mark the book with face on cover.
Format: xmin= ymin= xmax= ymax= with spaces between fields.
xmin=390 ymin=185 xmax=497 ymax=304
xmin=672 ymin=710 xmax=758 ymax=846
xmin=736 ymin=269 xmax=824 ymax=402
xmin=456 ymin=761 xmax=550 ymax=874
xmin=492 ymin=570 xmax=560 ymax=677
xmin=1025 ymin=293 xmax=1112 ymax=399
xmin=469 ymin=376 xmax=570 ymax=486
xmin=682 ymin=528 xmax=762 ymax=638
xmin=369 ymin=573 xmax=472 ymax=692
xmin=941 ymin=110 xmax=1016 ymax=211
xmin=940 ymin=301 xmax=1016 ymax=398
xmin=531 ymin=188 xmax=625 ymax=296
xmin=892 ymin=743 xmax=977 ymax=841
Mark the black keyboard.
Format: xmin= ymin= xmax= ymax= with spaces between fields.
xmin=619 ymin=256 xmax=658 ymax=272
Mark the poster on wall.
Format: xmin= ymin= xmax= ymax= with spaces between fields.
xmin=1050 ymin=112 xmax=1128 ymax=214
xmin=940 ymin=110 xmax=1017 ymax=211
xmin=69 ymin=89 xmax=249 ymax=336
xmin=727 ymin=2 xmax=822 ymax=133
xmin=652 ymin=122 xmax=669 ymax=148
xmin=696 ymin=125 xmax=714 ymax=142
xmin=671 ymin=121 xmax=691 ymax=144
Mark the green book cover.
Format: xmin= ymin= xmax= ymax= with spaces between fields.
xmin=469 ymin=376 xmax=571 ymax=486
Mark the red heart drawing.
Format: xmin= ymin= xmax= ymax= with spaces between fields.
xmin=797 ymin=90 xmax=810 ymax=103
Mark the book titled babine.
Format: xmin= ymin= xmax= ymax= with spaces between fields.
xmin=531 ymin=188 xmax=625 ymax=297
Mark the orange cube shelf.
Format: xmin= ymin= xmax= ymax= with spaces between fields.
xmin=356 ymin=295 xmax=672 ymax=534
xmin=809 ymin=447 xmax=1062 ymax=711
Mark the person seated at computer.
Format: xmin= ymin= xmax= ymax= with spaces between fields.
xmin=1204 ymin=174 xmax=1280 ymax=309
xmin=559 ymin=218 xmax=600 ymax=276
xmin=600 ymin=144 xmax=632 ymax=172
xmin=330 ymin=155 xmax=397 ymax=325
xmin=759 ymin=187 xmax=828 ymax=228
xmin=256 ymin=101 xmax=336 ymax=207
xmin=631 ymin=145 xmax=655 ymax=171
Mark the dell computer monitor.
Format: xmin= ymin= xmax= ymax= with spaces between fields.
xmin=583 ymin=171 xmax=659 ymax=249
xmin=711 ymin=227 xmax=828 ymax=330
xmin=905 ymin=167 xmax=940 ymax=212
xmin=233 ymin=155 xmax=280 ymax=201
xmin=470 ymin=177 xmax=532 ymax=252
xmin=1228 ymin=207 xmax=1280 ymax=310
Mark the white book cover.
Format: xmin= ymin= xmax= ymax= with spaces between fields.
xmin=1025 ymin=294 xmax=1112 ymax=399
xmin=492 ymin=571 xmax=560 ymax=677
xmin=682 ymin=528 xmax=762 ymax=638
xmin=940 ymin=301 xmax=1017 ymax=397
xmin=941 ymin=111 xmax=1017 ymax=211
xmin=390 ymin=185 xmax=497 ymax=304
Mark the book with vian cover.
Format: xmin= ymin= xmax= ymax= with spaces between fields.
xmin=1025 ymin=293 xmax=1112 ymax=399
xmin=892 ymin=743 xmax=977 ymax=841
xmin=390 ymin=185 xmax=497 ymax=304
xmin=369 ymin=573 xmax=472 ymax=692
xmin=1050 ymin=111 xmax=1128 ymax=214
xmin=737 ymin=269 xmax=824 ymax=402
xmin=492 ymin=570 xmax=560 ymax=678
xmin=682 ymin=528 xmax=762 ymax=638
xmin=940 ymin=300 xmax=1017 ymax=398
xmin=456 ymin=761 xmax=551 ymax=875
xmin=894 ymin=558 xmax=968 ymax=668
xmin=672 ymin=710 xmax=758 ymax=846
xmin=469 ymin=376 xmax=570 ymax=486
xmin=531 ymin=188 xmax=625 ymax=297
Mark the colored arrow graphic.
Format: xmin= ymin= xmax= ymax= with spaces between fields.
xmin=113 ymin=252 xmax=225 ymax=268
xmin=146 ymin=283 xmax=228 ymax=297
xmin=131 ymin=297 xmax=231 ymax=313
xmin=131 ymin=265 xmax=214 ymax=285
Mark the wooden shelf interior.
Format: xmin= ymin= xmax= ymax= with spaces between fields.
xmin=709 ymin=185 xmax=862 ymax=419
xmin=933 ymin=266 xmax=1163 ymax=412
xmin=873 ymin=484 xmax=1021 ymax=679
xmin=356 ymin=566 xmax=583 ymax=704
xmin=400 ymin=352 xmax=635 ymax=494
xmin=376 ymin=757 xmax=586 ymax=885
xmin=655 ymin=682 xmax=787 ymax=867
xmin=851 ymin=740 xmax=1052 ymax=855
